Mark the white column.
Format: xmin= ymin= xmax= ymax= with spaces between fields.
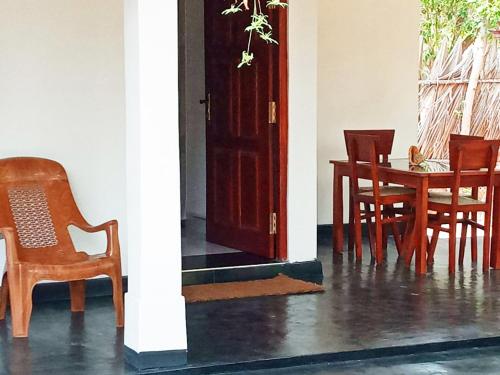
xmin=287 ymin=0 xmax=319 ymax=263
xmin=123 ymin=0 xmax=187 ymax=365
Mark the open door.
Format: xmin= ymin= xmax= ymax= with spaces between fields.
xmin=203 ymin=1 xmax=279 ymax=258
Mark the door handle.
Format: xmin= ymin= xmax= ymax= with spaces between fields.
xmin=200 ymin=93 xmax=211 ymax=121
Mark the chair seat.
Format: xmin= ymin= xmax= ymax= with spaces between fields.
xmin=359 ymin=186 xmax=415 ymax=197
xmin=18 ymin=249 xmax=91 ymax=265
xmin=428 ymin=192 xmax=484 ymax=206
xmin=428 ymin=191 xmax=473 ymax=198
xmin=18 ymin=253 xmax=114 ymax=281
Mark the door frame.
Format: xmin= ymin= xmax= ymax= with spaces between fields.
xmin=184 ymin=2 xmax=289 ymax=261
xmin=275 ymin=8 xmax=288 ymax=261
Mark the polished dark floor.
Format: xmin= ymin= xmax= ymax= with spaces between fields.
xmin=2 ymin=231 xmax=500 ymax=374
xmin=182 ymin=252 xmax=276 ymax=271
xmin=235 ymin=346 xmax=500 ymax=374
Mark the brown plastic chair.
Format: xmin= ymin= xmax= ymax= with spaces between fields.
xmin=344 ymin=129 xmax=396 ymax=252
xmin=427 ymin=139 xmax=499 ymax=273
xmin=0 ymin=157 xmax=124 ymax=337
xmin=346 ymin=134 xmax=415 ymax=263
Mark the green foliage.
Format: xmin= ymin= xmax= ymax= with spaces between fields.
xmin=421 ymin=0 xmax=500 ymax=69
xmin=238 ymin=51 xmax=254 ymax=68
xmin=221 ymin=4 xmax=243 ymax=15
xmin=222 ymin=0 xmax=288 ymax=68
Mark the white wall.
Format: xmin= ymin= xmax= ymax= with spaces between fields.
xmin=287 ymin=0 xmax=319 ymax=262
xmin=179 ymin=0 xmax=207 ymax=220
xmin=0 ymin=0 xmax=127 ymax=271
xmin=316 ymin=0 xmax=421 ymax=224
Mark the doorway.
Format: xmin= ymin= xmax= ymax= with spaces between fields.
xmin=178 ymin=0 xmax=288 ymax=269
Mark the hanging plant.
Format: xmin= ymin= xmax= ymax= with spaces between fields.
xmin=222 ymin=0 xmax=288 ymax=68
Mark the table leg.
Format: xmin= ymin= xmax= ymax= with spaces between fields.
xmin=333 ymin=167 xmax=344 ymax=253
xmin=490 ymin=186 xmax=500 ymax=269
xmin=415 ymin=177 xmax=428 ymax=275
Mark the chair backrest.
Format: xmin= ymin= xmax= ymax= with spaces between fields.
xmin=0 ymin=157 xmax=88 ymax=261
xmin=344 ymin=129 xmax=395 ymax=163
xmin=345 ymin=134 xmax=382 ymax=199
xmin=448 ymin=139 xmax=499 ymax=207
xmin=450 ymin=133 xmax=484 ymax=141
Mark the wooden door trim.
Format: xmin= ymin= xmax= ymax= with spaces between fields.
xmin=276 ymin=8 xmax=288 ymax=261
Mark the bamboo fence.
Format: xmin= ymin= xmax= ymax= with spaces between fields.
xmin=418 ymin=40 xmax=500 ymax=159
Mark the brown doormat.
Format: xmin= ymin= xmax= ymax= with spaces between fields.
xmin=182 ymin=274 xmax=324 ymax=303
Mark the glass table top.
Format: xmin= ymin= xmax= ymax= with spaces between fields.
xmin=334 ymin=158 xmax=499 ymax=174
xmin=378 ymin=158 xmax=451 ymax=174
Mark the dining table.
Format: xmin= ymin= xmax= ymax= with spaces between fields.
xmin=330 ymin=158 xmax=500 ymax=275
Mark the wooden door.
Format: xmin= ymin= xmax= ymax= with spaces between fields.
xmin=204 ymin=1 xmax=276 ymax=258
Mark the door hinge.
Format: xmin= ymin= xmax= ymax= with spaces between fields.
xmin=269 ymin=212 xmax=277 ymax=235
xmin=268 ymin=101 xmax=277 ymax=125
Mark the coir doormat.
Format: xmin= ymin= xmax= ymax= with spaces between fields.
xmin=182 ymin=274 xmax=324 ymax=303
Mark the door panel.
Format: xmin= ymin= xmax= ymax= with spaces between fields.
xmin=204 ymin=0 xmax=275 ymax=258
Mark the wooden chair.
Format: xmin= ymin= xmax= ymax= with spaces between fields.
xmin=346 ymin=134 xmax=415 ymax=264
xmin=427 ymin=134 xmax=485 ymax=266
xmin=344 ymin=130 xmax=395 ymax=252
xmin=449 ymin=134 xmax=484 ymax=141
xmin=426 ymin=139 xmax=499 ymax=273
xmin=0 ymin=157 xmax=124 ymax=337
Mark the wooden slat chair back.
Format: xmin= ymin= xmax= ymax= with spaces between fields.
xmin=449 ymin=133 xmax=484 ymax=142
xmin=449 ymin=139 xmax=498 ymax=173
xmin=343 ymin=129 xmax=395 ymax=163
xmin=446 ymin=133 xmax=484 ymax=262
xmin=345 ymin=134 xmax=415 ymax=263
xmin=427 ymin=140 xmax=499 ymax=272
xmin=343 ymin=130 xmax=396 ymax=252
xmin=0 ymin=157 xmax=124 ymax=337
xmin=345 ymin=134 xmax=382 ymax=196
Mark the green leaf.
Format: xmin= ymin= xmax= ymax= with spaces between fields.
xmin=259 ymin=31 xmax=278 ymax=44
xmin=222 ymin=4 xmax=243 ymax=15
xmin=238 ymin=50 xmax=254 ymax=68
xmin=266 ymin=0 xmax=288 ymax=8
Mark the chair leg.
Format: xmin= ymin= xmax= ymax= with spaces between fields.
xmin=427 ymin=228 xmax=440 ymax=265
xmin=382 ymin=226 xmax=389 ymax=252
xmin=111 ymin=269 xmax=124 ymax=328
xmin=364 ymin=203 xmax=375 ymax=257
xmin=7 ymin=270 xmax=34 ymax=338
xmin=403 ymin=218 xmax=416 ymax=266
xmin=483 ymin=210 xmax=492 ymax=272
xmin=471 ymin=212 xmax=478 ymax=263
xmin=70 ymin=280 xmax=86 ymax=312
xmin=459 ymin=215 xmax=468 ymax=266
xmin=374 ymin=204 xmax=384 ymax=264
xmin=353 ymin=201 xmax=363 ymax=260
xmin=0 ymin=273 xmax=9 ymax=320
xmin=449 ymin=214 xmax=457 ymax=274
xmin=391 ymin=223 xmax=403 ymax=255
xmin=381 ymin=206 xmax=389 ymax=252
xmin=471 ymin=188 xmax=479 ymax=263
xmin=348 ymin=192 xmax=355 ymax=252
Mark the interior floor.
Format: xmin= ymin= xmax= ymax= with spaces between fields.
xmin=182 ymin=217 xmax=241 ymax=257
xmin=2 ymin=230 xmax=500 ymax=374
xmin=181 ymin=217 xmax=276 ymax=270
